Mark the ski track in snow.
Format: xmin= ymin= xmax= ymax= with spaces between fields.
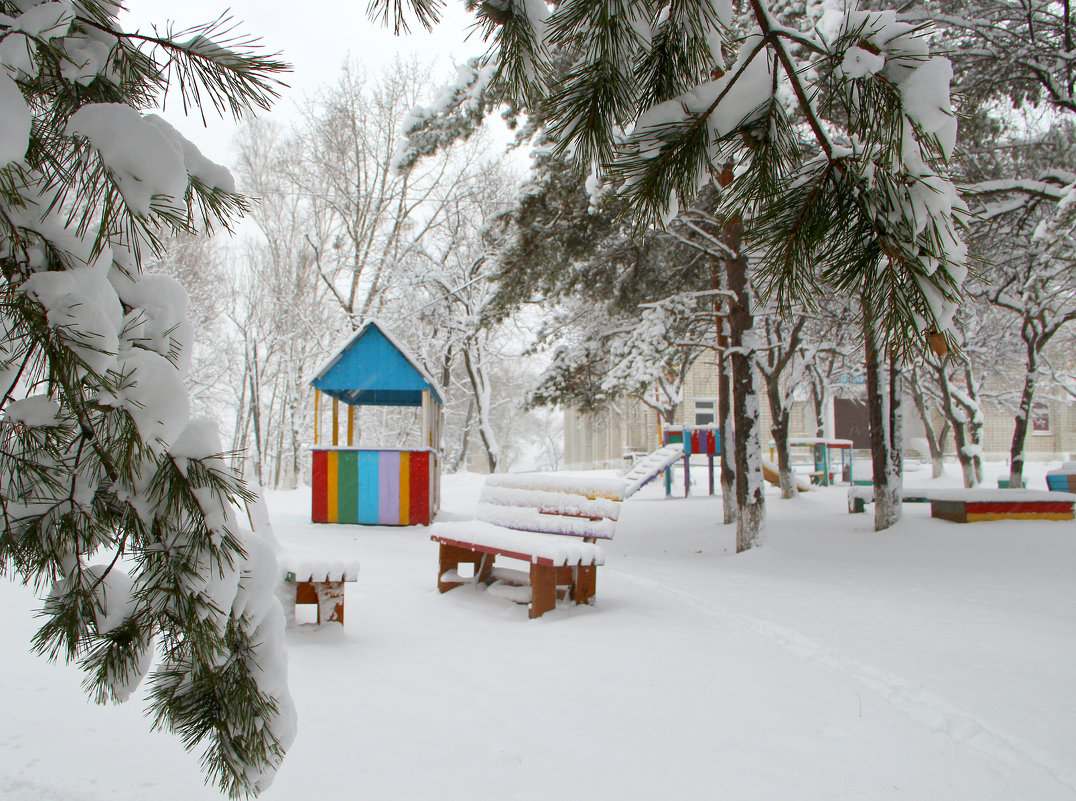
xmin=609 ymin=566 xmax=1076 ymax=795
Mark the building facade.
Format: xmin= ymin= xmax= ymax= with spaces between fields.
xmin=565 ymin=357 xmax=1076 ymax=470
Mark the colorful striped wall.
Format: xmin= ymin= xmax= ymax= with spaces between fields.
xmin=312 ymin=448 xmax=438 ymax=525
xmin=665 ymin=427 xmax=720 ymax=455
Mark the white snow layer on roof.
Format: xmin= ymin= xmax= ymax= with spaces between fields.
xmin=309 ymin=319 xmax=443 ymax=401
xmin=432 ymin=520 xmax=606 ymax=566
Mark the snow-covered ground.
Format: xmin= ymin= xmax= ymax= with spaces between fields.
xmin=2 ymin=460 xmax=1075 ymax=800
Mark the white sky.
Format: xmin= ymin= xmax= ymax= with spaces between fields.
xmin=122 ymin=0 xmax=490 ymax=166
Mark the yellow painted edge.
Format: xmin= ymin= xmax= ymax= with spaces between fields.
xmin=327 ymin=450 xmax=339 ymax=522
xmin=966 ymin=512 xmax=1074 ymax=522
xmin=399 ymin=452 xmax=410 ymax=525
xmin=314 ymin=389 xmax=319 ymax=445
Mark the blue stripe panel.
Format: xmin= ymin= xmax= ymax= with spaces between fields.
xmin=358 ymin=451 xmax=380 ymax=524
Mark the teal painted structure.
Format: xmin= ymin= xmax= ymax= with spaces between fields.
xmin=311 ymin=321 xmax=442 ymax=407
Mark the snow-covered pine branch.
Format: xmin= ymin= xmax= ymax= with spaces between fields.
xmin=0 ymin=3 xmax=293 ymax=796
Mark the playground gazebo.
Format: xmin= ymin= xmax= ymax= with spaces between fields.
xmin=309 ymin=321 xmax=442 ymax=526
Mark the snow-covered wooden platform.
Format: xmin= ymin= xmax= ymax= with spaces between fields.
xmin=848 ymin=486 xmax=1076 ymax=522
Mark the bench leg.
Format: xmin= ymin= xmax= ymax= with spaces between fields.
xmin=476 ymin=552 xmax=495 ymax=585
xmin=279 ymin=580 xmax=298 ymax=627
xmin=316 ymin=580 xmax=346 ymax=625
xmin=573 ymin=565 xmax=597 ymax=605
xmin=438 ymin=543 xmax=481 ymax=593
xmin=529 ymin=563 xmax=556 ymax=619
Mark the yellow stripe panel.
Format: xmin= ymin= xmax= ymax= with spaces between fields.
xmin=967 ymin=512 xmax=1074 ymax=522
xmin=399 ymin=452 xmax=410 ymax=525
xmin=327 ymin=450 xmax=339 ymax=522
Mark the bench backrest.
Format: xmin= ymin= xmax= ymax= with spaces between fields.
xmin=477 ymin=478 xmax=620 ymax=540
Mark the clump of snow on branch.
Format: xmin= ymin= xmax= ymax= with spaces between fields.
xmin=392 ymin=62 xmax=495 ymax=173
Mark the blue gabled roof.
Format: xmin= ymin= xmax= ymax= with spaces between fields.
xmin=310 ymin=321 xmax=442 ymax=407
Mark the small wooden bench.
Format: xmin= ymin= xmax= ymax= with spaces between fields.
xmin=430 ymin=475 xmax=621 ymax=619
xmin=279 ymin=549 xmax=360 ymax=626
xmin=1046 ymin=463 xmax=1076 ymax=493
xmin=848 ymin=486 xmax=1076 ymax=522
xmin=848 ymin=486 xmax=932 ymax=514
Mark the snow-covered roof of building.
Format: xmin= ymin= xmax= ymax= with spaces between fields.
xmin=310 ymin=320 xmax=442 ymax=407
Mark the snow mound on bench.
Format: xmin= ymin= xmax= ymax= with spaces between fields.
xmin=279 ymin=546 xmax=360 ymax=582
xmin=485 ymin=473 xmax=627 ymax=501
xmin=480 ymin=484 xmax=622 ymax=521
xmin=476 ymin=502 xmax=615 ymax=539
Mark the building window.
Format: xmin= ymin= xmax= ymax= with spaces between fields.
xmin=695 ymin=398 xmax=716 ymax=426
xmin=1031 ymin=402 xmax=1051 ymax=434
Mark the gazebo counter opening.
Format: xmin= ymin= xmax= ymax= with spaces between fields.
xmin=311 ymin=445 xmax=438 ymax=526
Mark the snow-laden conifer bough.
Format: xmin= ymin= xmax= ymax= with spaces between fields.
xmin=0 ymin=2 xmax=292 ymax=797
xmin=380 ymin=0 xmax=969 ymax=357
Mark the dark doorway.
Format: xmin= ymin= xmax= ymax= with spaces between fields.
xmin=834 ymin=398 xmax=871 ymax=449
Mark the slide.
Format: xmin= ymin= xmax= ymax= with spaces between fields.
xmin=761 ymin=458 xmax=812 ymax=492
xmin=623 ymin=443 xmax=685 ymax=498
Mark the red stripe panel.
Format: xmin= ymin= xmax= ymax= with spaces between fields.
xmin=965 ymin=501 xmax=1074 ymax=515
xmin=706 ymin=430 xmax=716 ymax=454
xmin=311 ymin=449 xmax=328 ymax=523
xmin=410 ymin=451 xmax=430 ymax=525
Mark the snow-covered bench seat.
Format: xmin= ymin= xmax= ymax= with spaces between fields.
xmin=278 ymin=548 xmax=360 ymax=626
xmin=848 ymin=486 xmax=1076 ymax=522
xmin=431 ymin=521 xmax=605 ymax=619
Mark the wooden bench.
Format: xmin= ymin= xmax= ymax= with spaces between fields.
xmin=430 ymin=475 xmax=622 ymax=619
xmin=279 ymin=549 xmax=360 ymax=626
xmin=848 ymin=486 xmax=932 ymax=514
xmin=1046 ymin=463 xmax=1076 ymax=493
xmin=432 ymin=522 xmax=604 ymax=619
xmin=848 ymin=486 xmax=1076 ymax=522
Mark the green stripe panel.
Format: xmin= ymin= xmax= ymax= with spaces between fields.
xmin=337 ymin=450 xmax=359 ymax=524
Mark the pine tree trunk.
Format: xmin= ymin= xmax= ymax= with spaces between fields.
xmin=864 ymin=310 xmax=900 ymax=531
xmin=727 ymin=248 xmax=764 ymax=551
xmin=887 ymin=354 xmax=904 ymax=502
